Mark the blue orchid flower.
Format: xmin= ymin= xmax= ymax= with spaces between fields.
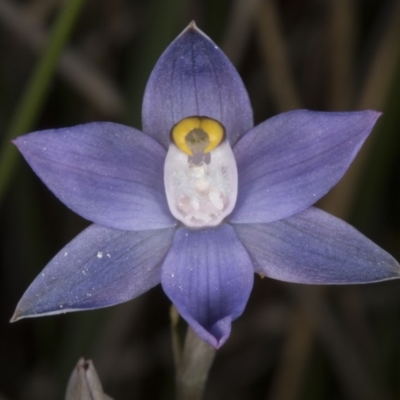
xmin=12 ymin=23 xmax=400 ymax=348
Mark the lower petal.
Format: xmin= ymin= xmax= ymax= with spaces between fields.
xmin=12 ymin=224 xmax=176 ymax=320
xmin=161 ymin=224 xmax=254 ymax=348
xmin=233 ymin=207 xmax=400 ymax=284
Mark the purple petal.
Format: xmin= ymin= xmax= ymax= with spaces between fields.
xmin=230 ymin=110 xmax=381 ymax=224
xmin=12 ymin=224 xmax=176 ymax=321
xmin=161 ymin=224 xmax=254 ymax=348
xmin=142 ymin=23 xmax=253 ymax=148
xmin=233 ymin=207 xmax=400 ymax=284
xmin=14 ymin=122 xmax=176 ymax=230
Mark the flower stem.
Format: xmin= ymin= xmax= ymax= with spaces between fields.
xmin=174 ymin=322 xmax=216 ymax=400
xmin=0 ymin=0 xmax=85 ymax=203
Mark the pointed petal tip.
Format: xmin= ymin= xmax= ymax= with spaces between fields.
xmin=183 ymin=21 xmax=212 ymax=42
xmin=211 ymin=318 xmax=232 ymax=349
xmin=10 ymin=310 xmax=22 ymax=323
xmin=364 ymin=109 xmax=382 ymax=123
xmin=368 ymin=109 xmax=382 ymax=116
xmin=12 ymin=136 xmax=25 ymax=149
xmin=179 ymin=21 xmax=211 ymax=41
xmin=10 ymin=304 xmax=35 ymax=322
xmin=190 ymin=316 xmax=232 ymax=349
xmin=9 ymin=306 xmax=52 ymax=322
xmin=234 ymin=207 xmax=400 ymax=285
xmin=178 ymin=21 xmax=198 ymax=38
xmin=377 ymin=257 xmax=400 ymax=283
xmin=10 ymin=305 xmax=47 ymax=322
xmin=10 ymin=225 xmax=173 ymax=323
xmin=9 ymin=305 xmax=69 ymax=322
xmin=187 ymin=20 xmax=197 ymax=29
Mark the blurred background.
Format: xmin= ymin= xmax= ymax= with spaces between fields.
xmin=1 ymin=0 xmax=400 ymax=399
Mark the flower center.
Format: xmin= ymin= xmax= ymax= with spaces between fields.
xmin=164 ymin=116 xmax=238 ymax=228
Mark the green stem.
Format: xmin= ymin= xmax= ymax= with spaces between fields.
xmin=176 ymin=327 xmax=216 ymax=400
xmin=0 ymin=0 xmax=85 ymax=202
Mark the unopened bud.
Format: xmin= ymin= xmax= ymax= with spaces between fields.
xmin=65 ymin=358 xmax=113 ymax=400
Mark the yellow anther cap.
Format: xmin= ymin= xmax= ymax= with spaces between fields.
xmin=171 ymin=116 xmax=225 ymax=155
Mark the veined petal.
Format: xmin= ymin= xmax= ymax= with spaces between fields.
xmin=230 ymin=110 xmax=380 ymax=224
xmin=12 ymin=224 xmax=176 ymax=321
xmin=233 ymin=207 xmax=400 ymax=284
xmin=14 ymin=122 xmax=176 ymax=230
xmin=161 ymin=224 xmax=254 ymax=348
xmin=142 ymin=23 xmax=253 ymax=148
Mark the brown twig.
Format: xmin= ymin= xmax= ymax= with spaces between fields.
xmin=255 ymin=0 xmax=301 ymax=111
xmin=221 ymin=0 xmax=258 ymax=66
xmin=267 ymin=311 xmax=313 ymax=400
xmin=328 ymin=0 xmax=355 ymax=110
xmin=293 ymin=287 xmax=394 ymax=400
xmin=320 ymin=1 xmax=400 ymax=218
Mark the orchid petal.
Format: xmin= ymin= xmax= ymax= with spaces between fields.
xmin=142 ymin=23 xmax=253 ymax=148
xmin=12 ymin=224 xmax=176 ymax=320
xmin=230 ymin=110 xmax=380 ymax=224
xmin=233 ymin=207 xmax=400 ymax=284
xmin=14 ymin=122 xmax=176 ymax=230
xmin=161 ymin=224 xmax=254 ymax=348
